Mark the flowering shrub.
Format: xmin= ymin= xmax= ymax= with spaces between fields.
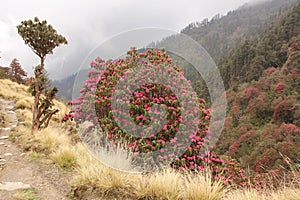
xmin=273 ymin=98 xmax=295 ymax=123
xmin=92 ymin=48 xmax=218 ymax=169
xmin=61 ymin=111 xmax=76 ymax=134
xmin=253 ymin=148 xmax=280 ymax=173
xmin=250 ymin=169 xmax=281 ymax=191
xmin=71 ymin=47 xmax=250 ymax=185
xmin=209 ymin=156 xmax=249 ymax=187
xmin=61 ymin=112 xmax=74 ymax=122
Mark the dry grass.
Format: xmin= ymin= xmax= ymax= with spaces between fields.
xmin=71 ymin=143 xmax=138 ymax=199
xmin=182 ymin=172 xmax=224 ymax=200
xmin=35 ymin=127 xmax=72 ymax=151
xmin=135 ymin=168 xmax=183 ymax=199
xmin=0 ymin=79 xmax=67 ymax=125
xmin=79 ymin=122 xmax=137 ymax=172
xmin=16 ymin=108 xmax=32 ymax=126
xmin=0 ymin=79 xmax=28 ymax=100
xmin=225 ymin=187 xmax=300 ymax=200
xmin=15 ymin=97 xmax=33 ymax=110
xmin=51 ymin=146 xmax=77 ymax=170
xmin=271 ymin=187 xmax=300 ymax=200
xmin=2 ymin=78 xmax=300 ymax=200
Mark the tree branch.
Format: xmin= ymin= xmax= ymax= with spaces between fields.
xmin=40 ymin=109 xmax=59 ymax=128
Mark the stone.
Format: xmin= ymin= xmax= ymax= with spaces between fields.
xmin=4 ymin=153 xmax=12 ymax=157
xmin=0 ymin=182 xmax=30 ymax=191
xmin=0 ymin=135 xmax=9 ymax=140
xmin=0 ymin=128 xmax=10 ymax=132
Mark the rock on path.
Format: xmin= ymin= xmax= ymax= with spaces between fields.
xmin=0 ymin=182 xmax=30 ymax=191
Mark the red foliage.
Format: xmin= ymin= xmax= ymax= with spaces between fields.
xmin=273 ymin=98 xmax=295 ymax=123
xmin=275 ymin=82 xmax=285 ymax=93
xmin=262 ymin=67 xmax=277 ymax=76
xmin=245 ymin=87 xmax=259 ymax=99
xmin=223 ymin=116 xmax=233 ymax=131
xmin=231 ymin=104 xmax=241 ymax=116
xmin=254 ymin=148 xmax=279 ymax=173
xmin=239 ymin=130 xmax=257 ymax=143
xmin=279 ymin=123 xmax=299 ymax=136
xmin=277 ymin=141 xmax=297 ymax=158
xmin=213 ymin=157 xmax=248 ymax=187
xmin=236 ymin=126 xmax=247 ymax=136
xmin=228 ymin=141 xmax=240 ymax=155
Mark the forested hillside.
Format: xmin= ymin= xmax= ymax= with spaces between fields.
xmin=216 ymin=2 xmax=300 ymax=174
xmin=219 ymin=0 xmax=300 ymax=89
xmin=179 ymin=0 xmax=299 ymax=61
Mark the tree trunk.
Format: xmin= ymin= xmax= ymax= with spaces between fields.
xmin=32 ymin=57 xmax=44 ymax=132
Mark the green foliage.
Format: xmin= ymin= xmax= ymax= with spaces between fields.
xmin=17 ymin=17 xmax=67 ymax=59
xmin=219 ymin=2 xmax=300 ymax=89
xmin=180 ymin=0 xmax=298 ymax=61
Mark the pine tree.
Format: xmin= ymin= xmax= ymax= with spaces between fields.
xmin=8 ymin=58 xmax=27 ymax=84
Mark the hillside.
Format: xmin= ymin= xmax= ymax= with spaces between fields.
xmin=219 ymin=0 xmax=300 ymax=89
xmin=215 ymin=2 xmax=300 ymax=174
xmin=179 ymin=0 xmax=299 ymax=61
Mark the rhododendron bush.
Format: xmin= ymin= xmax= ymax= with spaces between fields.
xmin=72 ymin=47 xmax=246 ymax=185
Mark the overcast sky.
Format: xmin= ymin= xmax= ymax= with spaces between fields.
xmin=0 ymin=0 xmax=256 ymax=80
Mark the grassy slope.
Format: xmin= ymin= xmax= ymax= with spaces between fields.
xmin=0 ymin=78 xmax=299 ymax=199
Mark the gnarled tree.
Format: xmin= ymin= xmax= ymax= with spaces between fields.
xmin=17 ymin=17 xmax=67 ymax=131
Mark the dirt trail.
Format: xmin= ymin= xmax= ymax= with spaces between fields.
xmin=0 ymin=98 xmax=71 ymax=200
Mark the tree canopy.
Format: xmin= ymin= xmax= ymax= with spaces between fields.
xmin=17 ymin=17 xmax=67 ymax=60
